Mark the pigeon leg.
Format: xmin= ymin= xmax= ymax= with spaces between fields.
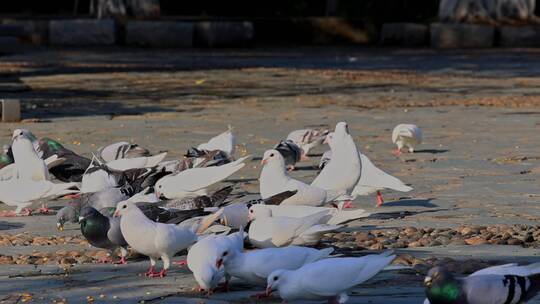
xmin=300 ymin=154 xmax=310 ymax=161
xmin=252 ymin=291 xmax=272 ymax=299
xmin=0 ymin=210 xmax=19 ymax=217
xmin=376 ymin=191 xmax=384 ymax=207
xmin=144 ymin=266 xmax=156 ymax=276
xmin=286 ymin=165 xmax=296 ymax=171
xmin=213 ymin=281 xmax=229 ymax=293
xmin=392 ymin=149 xmax=401 ymax=156
xmin=98 ymin=255 xmax=113 ymax=264
xmin=172 ymin=260 xmax=187 ymax=266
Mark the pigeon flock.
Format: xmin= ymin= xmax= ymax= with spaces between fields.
xmin=2 ymin=121 xmax=539 ymax=304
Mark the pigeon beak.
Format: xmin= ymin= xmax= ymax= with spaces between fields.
xmin=78 ymin=216 xmax=84 ymax=223
xmin=265 ymin=285 xmax=273 ymax=296
xmin=424 ymin=277 xmax=432 ymax=287
xmin=113 ymin=210 xmax=120 ymax=218
xmin=323 ymin=137 xmax=329 ymax=144
xmin=57 ymin=223 xmax=64 ymax=231
xmin=215 ymin=258 xmax=223 ymax=269
xmin=260 ymin=158 xmax=268 ymax=165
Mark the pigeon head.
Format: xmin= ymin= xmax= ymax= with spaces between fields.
xmin=424 ymin=266 xmax=461 ymax=303
xmin=323 ymin=132 xmax=336 ymax=146
xmin=114 ymin=201 xmax=136 ymax=217
xmin=261 ymin=149 xmax=285 ymax=167
xmin=195 ymin=264 xmax=221 ymax=292
xmin=154 ymin=176 xmax=173 ymax=200
xmin=12 ymin=129 xmax=36 ymax=142
xmin=248 ymin=204 xmax=272 ymax=221
xmin=56 ymin=206 xmax=78 ymax=231
xmin=334 ymin=122 xmax=350 ymax=137
xmin=266 ymin=269 xmax=289 ymax=296
xmin=78 ymin=207 xmax=101 ymax=223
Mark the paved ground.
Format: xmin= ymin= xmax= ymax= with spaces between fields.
xmin=1 ymin=47 xmax=540 ymax=303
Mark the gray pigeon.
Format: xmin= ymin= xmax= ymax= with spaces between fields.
xmin=78 ymin=207 xmax=129 ymax=264
xmin=424 ymin=265 xmax=540 ymax=304
xmin=56 ymin=187 xmax=129 ymax=230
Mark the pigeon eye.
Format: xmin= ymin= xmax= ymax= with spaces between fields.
xmin=270 ymin=153 xmax=274 ymax=157
xmin=249 ymin=209 xmax=253 ymax=213
xmin=273 ymin=276 xmax=278 ymax=281
xmin=158 ymin=185 xmax=162 ymax=188
xmin=122 ymin=205 xmax=127 ymax=209
xmin=19 ymin=132 xmax=23 ymax=136
xmin=223 ymin=251 xmax=228 ymax=256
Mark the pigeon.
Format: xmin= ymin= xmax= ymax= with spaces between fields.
xmin=98 ymin=141 xmax=150 ymax=163
xmin=220 ymin=245 xmax=334 ymax=287
xmin=392 ymin=123 xmax=422 ymax=155
xmin=56 ymin=187 xmax=130 ymax=230
xmin=321 ymin=134 xmax=413 ymax=207
xmin=273 ymin=140 xmax=303 ymax=171
xmin=198 ymin=190 xmax=298 ymax=232
xmin=266 ymin=251 xmax=395 ymax=303
xmin=247 ymin=204 xmax=342 ymax=248
xmin=114 ymin=200 xmax=198 ymax=278
xmin=311 ymin=122 xmax=361 ymax=204
xmin=187 ymin=229 xmax=244 ymax=293
xmin=106 ymin=152 xmax=167 ymax=171
xmin=424 ymin=264 xmax=540 ymax=304
xmin=154 ymin=155 xmax=250 ymax=200
xmin=197 ymin=126 xmax=236 ymax=157
xmin=318 ymin=150 xmax=332 ymax=171
xmin=0 ymin=179 xmax=78 ymax=215
xmin=78 ymin=207 xmax=129 ymax=264
xmin=286 ymin=127 xmax=329 ymax=158
xmin=162 ymin=186 xmax=233 ymax=210
xmin=37 ymin=138 xmax=92 ymax=182
xmin=260 ymin=149 xmax=339 ymax=207
xmin=263 ymin=204 xmax=371 ymax=225
xmin=11 ymin=129 xmax=49 ymax=181
xmin=185 ymin=147 xmax=232 ymax=168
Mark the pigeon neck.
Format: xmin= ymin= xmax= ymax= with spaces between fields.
xmin=426 ymin=281 xmax=461 ymax=303
xmin=262 ymin=161 xmax=287 ymax=180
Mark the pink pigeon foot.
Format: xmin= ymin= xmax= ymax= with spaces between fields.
xmin=392 ymin=149 xmax=402 ymax=156
xmin=143 ymin=266 xmax=156 ymax=276
xmin=20 ymin=208 xmax=33 ymax=216
xmin=286 ymin=165 xmax=295 ymax=171
xmin=148 ymin=269 xmax=167 ymax=278
xmin=113 ymin=256 xmax=127 ymax=265
xmin=37 ymin=204 xmax=52 ymax=214
xmin=300 ymin=154 xmax=310 ymax=161
xmin=376 ymin=191 xmax=384 ymax=207
xmin=342 ymin=201 xmax=353 ymax=209
xmin=173 ymin=260 xmax=187 ymax=266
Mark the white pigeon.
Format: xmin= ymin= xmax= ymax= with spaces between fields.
xmin=221 ymin=245 xmax=334 ymax=286
xmin=311 ymin=122 xmax=361 ymax=203
xmin=98 ymin=141 xmax=150 ymax=162
xmin=266 ymin=251 xmax=395 ymax=303
xmin=11 ymin=129 xmax=49 ymax=181
xmin=392 ymin=124 xmax=422 ymax=155
xmin=0 ymin=155 xmax=65 ymax=181
xmin=286 ymin=128 xmax=329 ymax=157
xmin=247 ymin=204 xmax=342 ymax=248
xmin=114 ymin=200 xmax=198 ymax=278
xmin=187 ymin=230 xmax=244 ymax=292
xmin=422 ymin=262 xmax=540 ymax=304
xmin=197 ymin=126 xmax=236 ymax=157
xmin=106 ymin=152 xmax=167 ymax=171
xmin=0 ymin=179 xmax=78 ymax=215
xmin=154 ymin=155 xmax=250 ymax=200
xmin=322 ymin=133 xmax=413 ymax=207
xmin=260 ymin=149 xmax=338 ymax=207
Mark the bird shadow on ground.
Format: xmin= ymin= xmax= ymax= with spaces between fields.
xmin=0 ymin=221 xmax=25 ymax=230
xmin=365 ymin=208 xmax=446 ymax=221
xmin=294 ymin=165 xmax=319 ymax=171
xmin=383 ymin=198 xmax=437 ymax=208
xmin=414 ymin=149 xmax=449 ymax=154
